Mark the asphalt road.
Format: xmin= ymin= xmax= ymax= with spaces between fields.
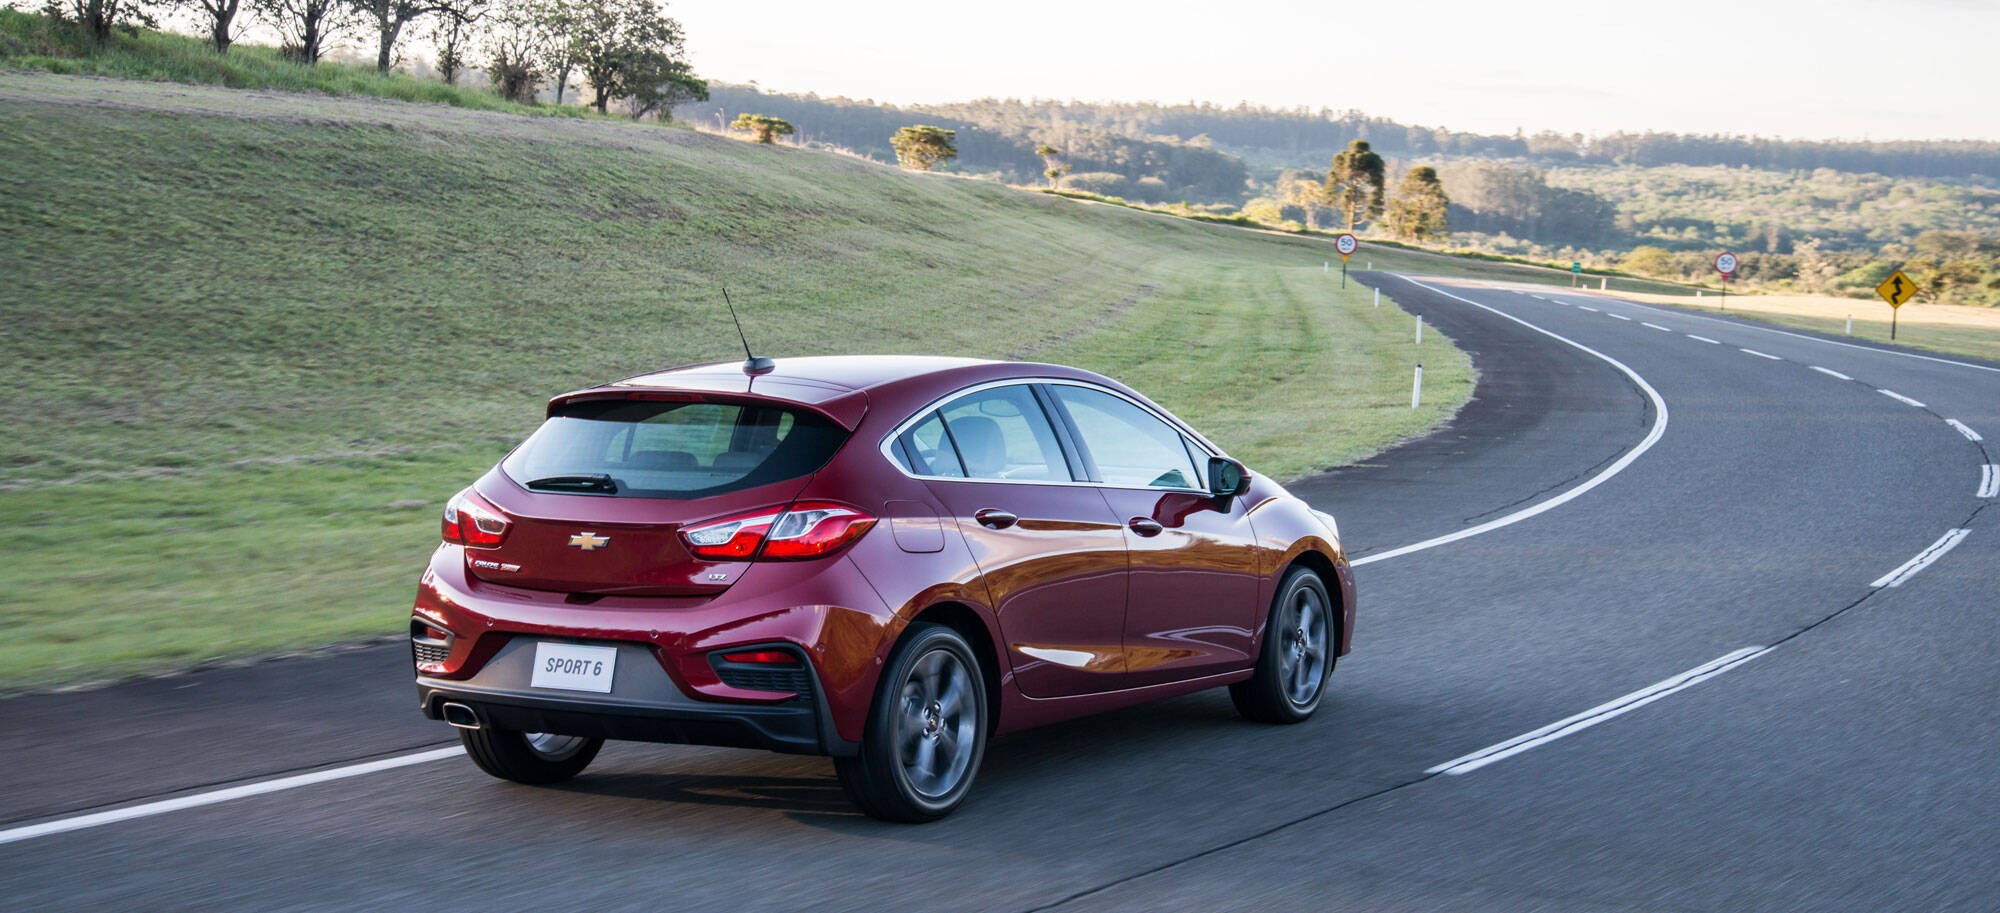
xmin=4 ymin=275 xmax=1994 ymax=911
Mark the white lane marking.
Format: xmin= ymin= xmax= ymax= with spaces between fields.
xmin=1426 ymin=647 xmax=1771 ymax=776
xmin=1980 ymin=465 xmax=1998 ymax=499
xmin=1871 ymin=529 xmax=1972 ymax=588
xmin=1641 ymin=322 xmax=1673 ymax=332
xmin=1687 ymin=335 xmax=1721 ymax=344
xmin=1354 ymin=278 xmax=1669 ymax=568
xmin=1877 ymin=389 xmax=1927 ymax=408
xmin=1949 ymin=419 xmax=1984 ymax=442
xmin=1810 ymin=366 xmax=1853 ymax=380
xmin=1563 ymin=291 xmax=2000 ymax=376
xmin=1607 ymin=313 xmax=1633 ymax=321
xmin=1740 ymin=348 xmax=1783 ymax=361
xmin=1577 ymin=305 xmax=1599 ymax=312
xmin=0 ymin=747 xmax=464 ymax=847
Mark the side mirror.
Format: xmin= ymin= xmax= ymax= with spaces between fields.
xmin=1208 ymin=456 xmax=1251 ymax=498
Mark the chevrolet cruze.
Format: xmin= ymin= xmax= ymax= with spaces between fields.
xmin=412 ymin=355 xmax=1354 ymax=821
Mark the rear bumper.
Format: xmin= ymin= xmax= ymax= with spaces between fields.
xmin=419 ymin=681 xmax=847 ymax=756
xmin=416 ymin=637 xmax=855 ymax=756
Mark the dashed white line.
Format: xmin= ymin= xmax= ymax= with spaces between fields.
xmin=1577 ymin=305 xmax=1599 ymax=312
xmin=1980 ymin=465 xmax=1998 ymax=499
xmin=0 ymin=746 xmax=465 ymax=847
xmin=1355 ymin=278 xmax=1670 ymax=568
xmin=1871 ymin=529 xmax=1972 ymax=588
xmin=1809 ymin=366 xmax=1853 ymax=380
xmin=1877 ymin=389 xmax=1927 ymax=408
xmin=1426 ymin=647 xmax=1772 ymax=776
xmin=1740 ymin=348 xmax=1783 ymax=360
xmin=1948 ymin=419 xmax=1984 ymax=442
xmin=1607 ymin=313 xmax=1633 ymax=321
xmin=1687 ymin=335 xmax=1720 ymax=344
xmin=1641 ymin=322 xmax=1673 ymax=332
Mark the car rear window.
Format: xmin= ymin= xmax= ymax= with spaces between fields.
xmin=502 ymin=399 xmax=847 ymax=499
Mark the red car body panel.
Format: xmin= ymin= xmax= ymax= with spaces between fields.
xmin=413 ymin=356 xmax=1354 ymax=754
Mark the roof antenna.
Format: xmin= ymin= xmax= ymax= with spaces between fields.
xmin=722 ymin=286 xmax=775 ymax=376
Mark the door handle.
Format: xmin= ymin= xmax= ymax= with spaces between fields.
xmin=974 ymin=508 xmax=1018 ymax=529
xmin=1127 ymin=517 xmax=1165 ymax=537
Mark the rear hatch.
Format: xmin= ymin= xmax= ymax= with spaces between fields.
xmin=466 ymin=394 xmax=850 ymax=596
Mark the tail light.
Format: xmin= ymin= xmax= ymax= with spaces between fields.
xmin=441 ymin=489 xmax=511 ymax=548
xmin=681 ymin=501 xmax=876 ymax=561
xmin=719 ymin=650 xmax=800 ymax=665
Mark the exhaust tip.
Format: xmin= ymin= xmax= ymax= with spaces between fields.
xmin=440 ymin=702 xmax=481 ymax=730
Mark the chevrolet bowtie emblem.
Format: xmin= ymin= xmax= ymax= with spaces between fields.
xmin=567 ymin=532 xmax=610 ymax=551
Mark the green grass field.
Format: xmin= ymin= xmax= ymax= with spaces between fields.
xmin=0 ymin=71 xmax=1473 ymax=690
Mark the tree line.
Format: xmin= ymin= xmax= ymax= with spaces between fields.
xmin=882 ymin=98 xmax=2000 ymax=181
xmin=676 ymin=84 xmax=1248 ymax=205
xmin=31 ymin=0 xmax=705 ymax=115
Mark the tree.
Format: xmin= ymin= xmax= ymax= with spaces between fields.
xmin=1620 ymin=245 xmax=1674 ymax=276
xmin=622 ymin=48 xmax=705 ymax=121
xmin=252 ymin=0 xmax=350 ymax=62
xmin=1384 ymin=165 xmax=1450 ymax=242
xmin=480 ymin=0 xmax=544 ymax=102
xmin=1324 ymin=139 xmax=1386 ymax=231
xmin=54 ymin=0 xmax=156 ymax=44
xmin=535 ymin=0 xmax=580 ymax=104
xmin=170 ymin=0 xmax=243 ymax=52
xmin=568 ymin=0 xmax=688 ymax=115
xmin=891 ymin=125 xmax=956 ymax=171
xmin=424 ymin=0 xmax=485 ymax=84
xmin=346 ymin=0 xmax=453 ymax=72
xmin=730 ymin=113 xmax=796 ymax=143
xmin=1279 ymin=174 xmax=1329 ymax=229
xmin=1034 ymin=144 xmax=1069 ymax=188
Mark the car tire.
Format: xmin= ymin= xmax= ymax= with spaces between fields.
xmin=834 ymin=622 xmax=989 ymax=822
xmin=459 ymin=726 xmax=604 ymax=785
xmin=1231 ymin=566 xmax=1336 ymax=724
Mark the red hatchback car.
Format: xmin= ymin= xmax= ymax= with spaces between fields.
xmin=412 ymin=355 xmax=1354 ymax=820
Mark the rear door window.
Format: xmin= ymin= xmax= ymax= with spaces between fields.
xmin=936 ymin=385 xmax=1072 ymax=482
xmin=502 ymin=399 xmax=846 ymax=498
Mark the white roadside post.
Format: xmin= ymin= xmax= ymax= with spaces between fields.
xmin=1324 ymin=261 xmax=1329 ymax=272
xmin=1847 ymin=314 xmax=1853 ymax=335
xmin=1412 ymin=364 xmax=1423 ymax=408
xmin=1600 ymin=277 xmax=1607 ymax=290
xmin=1373 ymin=288 xmax=1380 ymax=308
xmin=1416 ymin=315 xmax=1423 ymax=344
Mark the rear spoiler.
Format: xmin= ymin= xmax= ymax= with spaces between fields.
xmin=547 ymin=386 xmax=869 ymax=431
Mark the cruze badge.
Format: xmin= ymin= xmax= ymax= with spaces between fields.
xmin=568 ymin=532 xmax=610 ymax=551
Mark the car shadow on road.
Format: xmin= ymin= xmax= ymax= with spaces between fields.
xmin=546 ymin=771 xmax=861 ymax=817
xmin=537 ymin=689 xmax=1275 ymax=827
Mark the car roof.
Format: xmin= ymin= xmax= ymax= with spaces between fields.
xmin=552 ymin=356 xmax=1114 ymax=432
xmin=612 ymin=355 xmax=1001 ymax=392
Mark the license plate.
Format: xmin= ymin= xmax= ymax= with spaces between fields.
xmin=529 ymin=642 xmax=617 ymax=693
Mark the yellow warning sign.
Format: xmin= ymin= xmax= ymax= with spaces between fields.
xmin=1876 ymin=270 xmax=1917 ymax=308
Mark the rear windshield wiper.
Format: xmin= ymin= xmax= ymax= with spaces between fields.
xmin=524 ymin=474 xmax=619 ymax=494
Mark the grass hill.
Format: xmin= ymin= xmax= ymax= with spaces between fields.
xmin=0 ymin=70 xmax=1480 ymax=690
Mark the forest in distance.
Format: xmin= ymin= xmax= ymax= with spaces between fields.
xmin=678 ymin=85 xmax=2000 ymax=306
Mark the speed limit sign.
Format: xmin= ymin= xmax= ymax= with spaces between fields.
xmin=1335 ymin=234 xmax=1359 ymax=260
xmin=1714 ymin=251 xmax=1739 ymax=276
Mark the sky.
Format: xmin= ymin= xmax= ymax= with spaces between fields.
xmin=672 ymin=0 xmax=2000 ymax=141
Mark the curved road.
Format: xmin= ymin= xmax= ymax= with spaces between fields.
xmin=3 ymin=275 xmax=1994 ymax=911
